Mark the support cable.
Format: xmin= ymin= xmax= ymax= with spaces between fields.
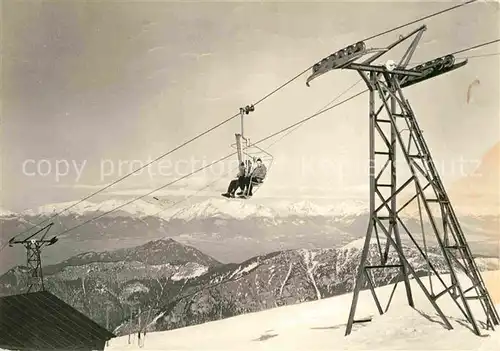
xmin=4 ymin=0 xmax=485 ymax=248
xmin=7 ymin=114 xmax=240 ymax=242
xmin=253 ymin=89 xmax=368 ymax=146
xmin=361 ymin=0 xmax=479 ymax=42
xmin=8 ymin=66 xmax=312 ymax=242
xmin=266 ymin=79 xmax=363 ymax=149
xmin=30 ymin=89 xmax=369 ymax=242
xmin=450 ymin=38 xmax=500 ymax=55
xmin=457 ymin=52 xmax=500 ymax=59
xmin=149 ymin=164 xmax=239 ymax=221
xmin=13 ymin=32 xmax=500 ymax=250
xmin=52 ymin=153 xmax=238 ymax=237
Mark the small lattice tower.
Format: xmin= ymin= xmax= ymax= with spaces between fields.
xmin=9 ymin=223 xmax=57 ymax=293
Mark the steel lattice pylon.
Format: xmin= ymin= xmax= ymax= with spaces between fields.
xmin=305 ymin=24 xmax=499 ymax=337
xmin=9 ymin=222 xmax=58 ymax=293
xmin=24 ymin=240 xmax=48 ymax=293
xmin=344 ymin=70 xmax=500 ymax=336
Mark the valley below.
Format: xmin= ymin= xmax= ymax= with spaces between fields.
xmin=0 ymin=198 xmax=498 ymax=337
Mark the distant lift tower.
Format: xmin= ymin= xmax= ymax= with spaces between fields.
xmin=9 ymin=223 xmax=57 ymax=293
xmin=306 ymin=24 xmax=499 ymax=336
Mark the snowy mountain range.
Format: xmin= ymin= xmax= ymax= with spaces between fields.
xmin=2 ymin=237 xmax=496 ymax=338
xmin=8 ymin=198 xmax=370 ymax=220
xmin=4 ymin=196 xmax=496 ymax=220
xmin=1 ymin=196 xmax=498 ymax=276
xmin=0 ymin=208 xmax=14 ymax=218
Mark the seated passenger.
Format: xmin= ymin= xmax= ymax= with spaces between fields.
xmin=243 ymin=158 xmax=267 ymax=197
xmin=236 ymin=159 xmax=253 ymax=196
xmin=221 ymin=162 xmax=246 ymax=198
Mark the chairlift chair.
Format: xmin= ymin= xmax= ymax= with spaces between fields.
xmin=226 ymin=105 xmax=274 ymax=198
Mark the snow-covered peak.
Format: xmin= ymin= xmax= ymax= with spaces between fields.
xmin=327 ymin=199 xmax=368 ymax=217
xmin=14 ymin=197 xmax=371 ymax=221
xmin=265 ymin=198 xmax=369 ymax=218
xmin=341 ymin=237 xmax=387 ymax=251
xmin=281 ymin=200 xmax=332 ymax=217
xmin=21 ymin=199 xmax=167 ymax=219
xmin=172 ymin=198 xmax=278 ymax=220
xmin=177 ymin=198 xmax=370 ymax=220
xmin=399 ymin=200 xmax=500 ymax=218
xmin=452 ymin=204 xmax=500 ymax=217
xmin=0 ymin=207 xmax=14 ymax=217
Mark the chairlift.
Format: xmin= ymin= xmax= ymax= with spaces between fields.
xmin=221 ymin=105 xmax=274 ymax=199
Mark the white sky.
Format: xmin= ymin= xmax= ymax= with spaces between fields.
xmin=1 ymin=0 xmax=499 ymax=211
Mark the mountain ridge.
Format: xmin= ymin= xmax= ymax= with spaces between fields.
xmin=3 ymin=197 xmax=497 ymax=221
xmin=1 ymin=236 xmax=496 ymax=338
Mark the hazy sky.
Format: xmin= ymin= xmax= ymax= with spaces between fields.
xmin=1 ymin=0 xmax=499 ymax=211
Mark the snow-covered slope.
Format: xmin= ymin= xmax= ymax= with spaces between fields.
xmin=106 ymin=270 xmax=500 ymax=350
